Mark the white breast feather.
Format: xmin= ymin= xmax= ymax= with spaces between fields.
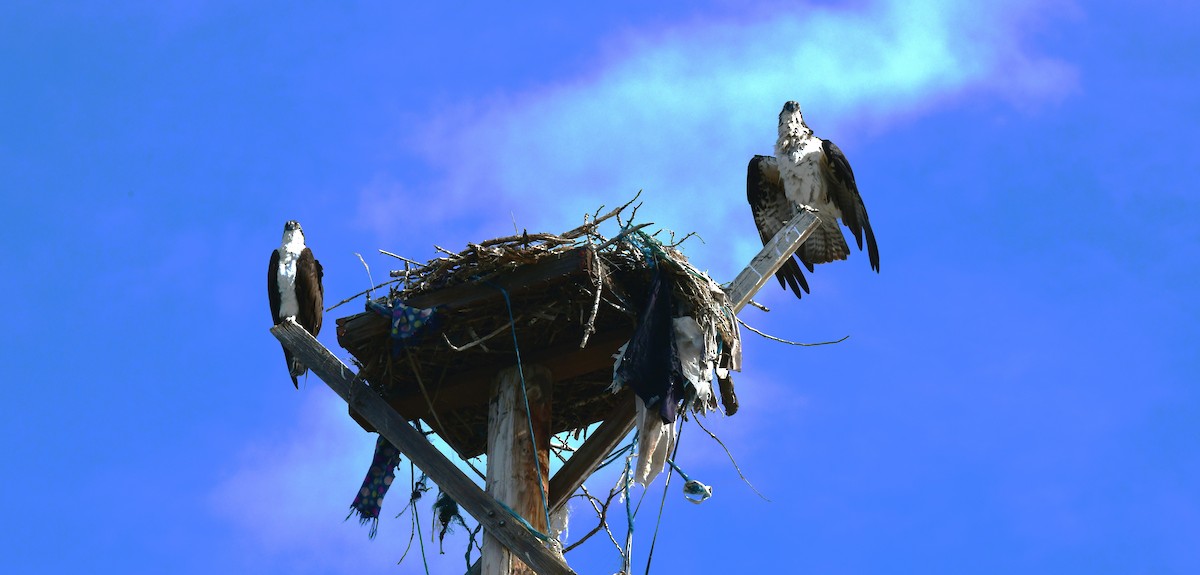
xmin=276 ymin=233 xmax=305 ymax=319
xmin=776 ymin=135 xmax=842 ymax=220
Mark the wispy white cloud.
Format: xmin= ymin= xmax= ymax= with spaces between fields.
xmin=208 ymin=393 xmax=378 ymax=562
xmin=396 ymin=0 xmax=1075 ymax=278
xmin=208 ymin=392 xmax=483 ymax=573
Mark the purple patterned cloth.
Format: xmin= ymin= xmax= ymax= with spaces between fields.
xmin=348 ymin=435 xmax=402 ymax=538
xmin=367 ymin=299 xmax=443 ymax=353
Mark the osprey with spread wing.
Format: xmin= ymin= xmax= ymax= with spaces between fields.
xmin=746 ymin=100 xmax=879 ymax=299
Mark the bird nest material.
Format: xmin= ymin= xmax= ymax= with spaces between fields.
xmin=335 ymin=196 xmax=742 ymax=458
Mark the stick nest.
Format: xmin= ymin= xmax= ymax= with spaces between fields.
xmin=335 ymin=194 xmax=741 ymax=458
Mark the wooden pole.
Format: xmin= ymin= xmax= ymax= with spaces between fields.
xmin=483 ymin=365 xmax=555 ymax=575
xmin=269 ymin=322 xmax=575 ymax=575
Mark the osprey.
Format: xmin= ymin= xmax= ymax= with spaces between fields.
xmin=746 ymin=100 xmax=879 ymax=298
xmin=268 ymin=220 xmax=324 ymax=387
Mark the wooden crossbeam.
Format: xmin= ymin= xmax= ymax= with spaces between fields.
xmin=547 ymin=397 xmax=636 ymax=513
xmin=724 ymin=209 xmax=820 ymax=312
xmin=271 ymin=322 xmax=576 ymax=575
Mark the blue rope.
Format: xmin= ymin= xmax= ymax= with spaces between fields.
xmin=595 ymin=441 xmax=635 ymax=472
xmin=625 ymin=432 xmax=638 ymax=534
xmin=665 ymin=456 xmax=712 ymax=504
xmin=644 ymin=420 xmax=684 ymax=575
xmin=494 ymin=500 xmax=551 ymax=542
xmin=664 ymin=458 xmax=691 ymax=482
xmin=488 ymin=282 xmax=554 ymax=538
xmin=413 ymin=474 xmax=431 ymax=575
xmin=618 ymin=227 xmax=714 ymax=284
xmin=620 ymin=226 xmax=660 ymax=268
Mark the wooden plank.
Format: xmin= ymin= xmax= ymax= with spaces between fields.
xmin=383 ymin=331 xmax=630 ymax=422
xmin=270 ymin=322 xmax=576 ymax=575
xmin=483 ymin=365 xmax=555 ymax=575
xmin=724 ymin=209 xmax=820 ymax=312
xmin=337 ymin=248 xmax=597 ymax=353
xmin=547 ymin=396 xmax=637 ymax=513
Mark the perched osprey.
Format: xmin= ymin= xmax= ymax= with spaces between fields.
xmin=268 ymin=220 xmax=324 ymax=387
xmin=746 ymin=100 xmax=879 ymax=298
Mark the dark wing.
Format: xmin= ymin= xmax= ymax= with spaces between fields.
xmin=747 ymin=155 xmax=810 ymax=299
xmin=821 ymin=139 xmax=879 ymax=272
xmin=268 ymin=248 xmax=297 ymax=387
xmin=295 ymin=248 xmax=324 ymax=337
xmin=268 ymin=249 xmax=281 ymax=324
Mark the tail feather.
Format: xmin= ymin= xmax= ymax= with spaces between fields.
xmin=773 ymin=255 xmax=810 ymax=299
xmin=801 ymin=218 xmax=849 ymax=266
xmin=281 ymin=344 xmax=303 ymax=388
xmin=289 ymin=357 xmax=307 ymax=388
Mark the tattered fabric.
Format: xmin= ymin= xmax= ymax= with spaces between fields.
xmin=615 ymin=270 xmax=684 ymax=423
xmin=672 ymin=315 xmax=718 ymax=413
xmin=367 ymin=299 xmax=443 ymax=353
xmin=634 ymin=395 xmax=678 ymax=485
xmin=433 ymin=490 xmax=468 ymax=552
xmin=348 ymin=435 xmax=403 ymax=538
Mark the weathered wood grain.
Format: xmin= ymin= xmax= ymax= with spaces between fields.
xmin=724 ymin=209 xmax=820 ymax=312
xmin=483 ymin=365 xmax=554 ymax=575
xmin=384 ymin=331 xmax=629 ymax=421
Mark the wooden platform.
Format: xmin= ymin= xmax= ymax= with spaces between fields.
xmin=336 ymin=246 xmax=646 ymax=458
xmin=281 ymin=209 xmax=819 ymax=575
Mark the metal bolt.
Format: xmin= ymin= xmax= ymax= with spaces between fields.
xmin=499 ymin=520 xmax=507 ymax=526
xmin=487 ymin=510 xmax=495 ymax=517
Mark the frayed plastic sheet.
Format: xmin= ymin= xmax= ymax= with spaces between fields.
xmin=634 ymin=395 xmax=677 ymax=486
xmin=672 ymin=316 xmax=720 ymax=413
xmin=549 ymin=502 xmax=571 ymax=545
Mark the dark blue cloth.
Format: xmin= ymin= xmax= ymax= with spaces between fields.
xmin=616 ymin=269 xmax=684 ymax=423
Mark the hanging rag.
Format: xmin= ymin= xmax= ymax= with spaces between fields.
xmin=672 ymin=315 xmax=718 ymax=413
xmin=433 ymin=490 xmax=468 ymax=552
xmin=614 ymin=270 xmax=684 ymax=423
xmin=634 ymin=395 xmax=678 ymax=486
xmin=367 ymin=299 xmax=444 ymax=353
xmin=348 ymin=435 xmax=403 ymax=538
xmin=549 ymin=502 xmax=571 ymax=545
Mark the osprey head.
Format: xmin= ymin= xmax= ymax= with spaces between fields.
xmin=778 ymin=100 xmax=811 ymax=139
xmin=281 ymin=220 xmax=305 ymax=244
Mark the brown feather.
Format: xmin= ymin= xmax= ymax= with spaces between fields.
xmin=746 ymin=155 xmax=810 ymax=299
xmin=820 ymin=139 xmax=879 ymax=272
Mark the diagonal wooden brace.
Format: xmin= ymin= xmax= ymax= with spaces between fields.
xmin=271 ymin=321 xmax=576 ymax=575
xmin=724 ymin=209 xmax=820 ymax=312
xmin=547 ymin=398 xmax=636 ymax=514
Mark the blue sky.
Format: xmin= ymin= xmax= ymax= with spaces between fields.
xmin=2 ymin=1 xmax=1197 ymax=573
